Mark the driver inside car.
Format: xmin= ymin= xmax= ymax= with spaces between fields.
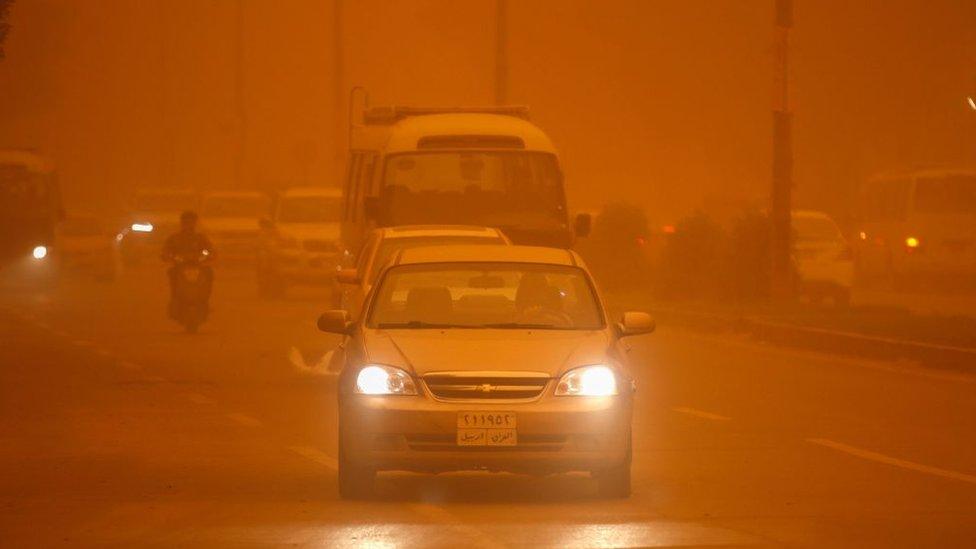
xmin=514 ymin=273 xmax=570 ymax=327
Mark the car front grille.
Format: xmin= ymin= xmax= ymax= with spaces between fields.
xmin=405 ymin=433 xmax=567 ymax=452
xmin=423 ymin=372 xmax=549 ymax=400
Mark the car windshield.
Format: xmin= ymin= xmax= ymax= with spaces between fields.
xmin=202 ymin=195 xmax=269 ymax=217
xmin=380 ymin=152 xmax=565 ymax=226
xmin=367 ymin=235 xmax=506 ymax=284
xmin=792 ymin=216 xmax=842 ymax=242
xmin=277 ymin=196 xmax=342 ymax=223
xmin=913 ymin=175 xmax=976 ymax=215
xmin=368 ymin=262 xmax=604 ymax=330
xmin=133 ymin=192 xmax=196 ymax=212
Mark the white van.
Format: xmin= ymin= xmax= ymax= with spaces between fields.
xmin=855 ymin=169 xmax=976 ymax=282
xmin=341 ymin=106 xmax=590 ymax=253
xmin=256 ymin=187 xmax=343 ymax=300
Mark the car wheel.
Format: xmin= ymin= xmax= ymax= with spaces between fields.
xmin=337 ymin=433 xmax=375 ymax=500
xmin=595 ymin=433 xmax=631 ymax=498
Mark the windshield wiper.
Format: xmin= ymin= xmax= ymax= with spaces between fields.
xmin=377 ymin=321 xmax=473 ymax=329
xmin=479 ymin=322 xmax=562 ymax=330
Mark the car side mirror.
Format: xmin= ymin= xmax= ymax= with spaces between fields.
xmin=574 ymin=213 xmax=592 ymax=238
xmin=317 ymin=310 xmax=352 ymax=334
xmin=336 ymin=268 xmax=360 ymax=285
xmin=618 ymin=311 xmax=655 ymax=337
xmin=258 ymin=217 xmax=274 ymax=231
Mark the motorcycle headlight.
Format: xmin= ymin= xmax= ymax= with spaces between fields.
xmin=32 ymin=245 xmax=48 ymax=260
xmin=555 ymin=365 xmax=618 ymax=396
xmin=355 ymin=364 xmax=417 ymax=395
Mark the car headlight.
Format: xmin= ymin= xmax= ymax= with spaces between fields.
xmin=355 ymin=364 xmax=417 ymax=395
xmin=131 ymin=222 xmax=154 ymax=233
xmin=555 ymin=365 xmax=618 ymax=396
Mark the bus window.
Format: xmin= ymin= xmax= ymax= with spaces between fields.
xmin=379 ymin=151 xmax=564 ymax=226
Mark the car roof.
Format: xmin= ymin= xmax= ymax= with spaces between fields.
xmin=356 ymin=113 xmax=557 ymax=155
xmin=395 ymin=244 xmax=578 ymax=267
xmin=377 ymin=225 xmax=505 ymax=240
xmin=280 ymin=186 xmax=342 ymax=198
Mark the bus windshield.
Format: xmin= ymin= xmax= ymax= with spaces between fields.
xmin=380 ymin=152 xmax=565 ymax=226
xmin=914 ymin=175 xmax=976 ymax=215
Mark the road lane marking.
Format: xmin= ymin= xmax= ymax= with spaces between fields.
xmin=671 ymin=407 xmax=731 ymax=421
xmin=808 ymin=438 xmax=976 ymax=485
xmin=94 ymin=348 xmax=114 ymax=359
xmin=288 ymin=445 xmax=338 ymax=471
xmin=118 ymin=360 xmax=142 ymax=370
xmin=184 ymin=392 xmax=216 ymax=405
xmin=226 ymin=413 xmax=263 ymax=427
xmin=408 ymin=503 xmax=504 ymax=549
xmin=145 ymin=375 xmax=167 ymax=383
xmin=72 ymin=339 xmax=96 ymax=347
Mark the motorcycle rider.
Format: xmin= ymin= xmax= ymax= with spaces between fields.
xmin=161 ymin=210 xmax=215 ymax=319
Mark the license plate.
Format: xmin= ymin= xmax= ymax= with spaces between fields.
xmin=182 ymin=268 xmax=200 ymax=282
xmin=457 ymin=412 xmax=517 ymax=446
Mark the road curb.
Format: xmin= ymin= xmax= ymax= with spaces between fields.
xmin=652 ymin=307 xmax=976 ymax=371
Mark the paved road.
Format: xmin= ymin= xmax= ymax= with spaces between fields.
xmin=1 ymin=267 xmax=974 ymax=547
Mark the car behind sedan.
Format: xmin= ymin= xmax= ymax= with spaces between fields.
xmin=318 ymin=245 xmax=655 ymax=499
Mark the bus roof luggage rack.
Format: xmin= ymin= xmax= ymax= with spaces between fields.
xmin=363 ymin=105 xmax=531 ymax=124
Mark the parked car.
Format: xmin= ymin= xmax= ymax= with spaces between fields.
xmin=200 ymin=190 xmax=270 ymax=263
xmin=318 ymin=244 xmax=655 ymax=499
xmin=256 ymin=187 xmax=343 ymax=300
xmin=337 ymin=225 xmax=510 ymax=318
xmin=59 ymin=213 xmax=118 ymax=281
xmin=792 ymin=210 xmax=854 ymax=305
xmin=118 ymin=188 xmax=198 ymax=265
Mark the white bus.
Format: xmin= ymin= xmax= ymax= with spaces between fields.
xmin=855 ymin=169 xmax=976 ymax=281
xmin=341 ymin=105 xmax=589 ymax=252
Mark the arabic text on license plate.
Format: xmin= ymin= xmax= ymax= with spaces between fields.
xmin=457 ymin=412 xmax=517 ymax=446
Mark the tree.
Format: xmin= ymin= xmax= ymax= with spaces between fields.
xmin=0 ymin=0 xmax=13 ymax=60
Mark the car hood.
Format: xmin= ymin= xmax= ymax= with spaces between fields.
xmin=277 ymin=222 xmax=340 ymax=242
xmin=363 ymin=329 xmax=612 ymax=377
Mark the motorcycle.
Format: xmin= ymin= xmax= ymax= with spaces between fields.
xmin=168 ymin=250 xmax=212 ymax=333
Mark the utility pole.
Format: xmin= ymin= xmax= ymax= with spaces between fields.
xmin=770 ymin=0 xmax=793 ymax=300
xmin=494 ymin=0 xmax=507 ymax=105
xmin=334 ymin=0 xmax=345 ymax=178
xmin=234 ymin=0 xmax=247 ymax=187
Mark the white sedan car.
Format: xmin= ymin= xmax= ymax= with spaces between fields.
xmin=318 ymin=245 xmax=655 ymax=499
xmin=793 ymin=210 xmax=854 ymax=305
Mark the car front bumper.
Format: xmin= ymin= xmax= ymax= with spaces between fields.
xmin=340 ymin=392 xmax=632 ymax=474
